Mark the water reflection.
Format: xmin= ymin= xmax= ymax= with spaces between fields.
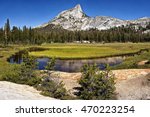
xmin=8 ymin=52 xmax=123 ymax=72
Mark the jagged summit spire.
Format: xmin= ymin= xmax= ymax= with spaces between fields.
xmin=55 ymin=3 xmax=85 ymax=19
xmin=74 ymin=4 xmax=82 ymax=12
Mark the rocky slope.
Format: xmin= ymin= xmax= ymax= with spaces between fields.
xmin=0 ymin=81 xmax=56 ymax=100
xmin=1 ymin=69 xmax=150 ymax=100
xmin=36 ymin=4 xmax=150 ymax=31
xmin=51 ymin=69 xmax=150 ymax=99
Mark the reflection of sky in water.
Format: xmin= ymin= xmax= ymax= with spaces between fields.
xmin=37 ymin=58 xmax=49 ymax=70
xmin=8 ymin=54 xmax=123 ymax=72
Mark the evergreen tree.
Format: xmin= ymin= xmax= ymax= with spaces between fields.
xmin=76 ymin=64 xmax=116 ymax=100
xmin=4 ymin=19 xmax=11 ymax=46
xmin=0 ymin=28 xmax=4 ymax=44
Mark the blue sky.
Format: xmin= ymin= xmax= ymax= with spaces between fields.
xmin=0 ymin=0 xmax=150 ymax=28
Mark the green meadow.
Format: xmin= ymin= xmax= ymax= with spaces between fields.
xmin=29 ymin=43 xmax=150 ymax=59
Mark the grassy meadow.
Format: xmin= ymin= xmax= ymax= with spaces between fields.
xmin=29 ymin=43 xmax=150 ymax=59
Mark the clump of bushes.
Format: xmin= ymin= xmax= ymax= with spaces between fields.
xmin=37 ymin=57 xmax=71 ymax=99
xmin=2 ymin=54 xmax=70 ymax=99
xmin=38 ymin=78 xmax=68 ymax=99
xmin=2 ymin=64 xmax=21 ymax=83
xmin=2 ymin=52 xmax=41 ymax=86
xmin=75 ymin=64 xmax=116 ymax=100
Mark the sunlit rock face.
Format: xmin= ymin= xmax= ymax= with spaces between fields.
xmin=36 ymin=4 xmax=150 ymax=31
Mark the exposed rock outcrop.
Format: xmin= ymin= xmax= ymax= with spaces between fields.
xmin=51 ymin=69 xmax=150 ymax=100
xmin=36 ymin=4 xmax=150 ymax=31
xmin=0 ymin=81 xmax=56 ymax=100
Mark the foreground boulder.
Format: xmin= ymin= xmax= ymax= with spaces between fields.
xmin=116 ymin=73 xmax=150 ymax=100
xmin=0 ymin=81 xmax=56 ymax=100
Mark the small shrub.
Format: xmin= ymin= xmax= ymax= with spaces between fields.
xmin=26 ymin=76 xmax=41 ymax=86
xmin=2 ymin=65 xmax=20 ymax=83
xmin=45 ymin=57 xmax=56 ymax=71
xmin=76 ymin=64 xmax=116 ymax=100
xmin=38 ymin=58 xmax=70 ymax=99
xmin=39 ymin=78 xmax=68 ymax=99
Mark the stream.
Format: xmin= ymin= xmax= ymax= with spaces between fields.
xmin=8 ymin=50 xmax=123 ymax=72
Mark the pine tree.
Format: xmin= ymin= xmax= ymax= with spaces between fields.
xmin=76 ymin=64 xmax=116 ymax=100
xmin=4 ymin=19 xmax=11 ymax=46
xmin=0 ymin=28 xmax=4 ymax=44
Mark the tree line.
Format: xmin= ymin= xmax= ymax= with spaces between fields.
xmin=0 ymin=19 xmax=150 ymax=46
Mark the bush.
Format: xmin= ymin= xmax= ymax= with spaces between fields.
xmin=2 ymin=54 xmax=71 ymax=99
xmin=39 ymin=78 xmax=68 ymax=99
xmin=2 ymin=65 xmax=20 ymax=83
xmin=18 ymin=53 xmax=41 ymax=86
xmin=45 ymin=57 xmax=56 ymax=71
xmin=76 ymin=64 xmax=116 ymax=100
xmin=37 ymin=58 xmax=70 ymax=99
xmin=2 ymin=53 xmax=41 ymax=86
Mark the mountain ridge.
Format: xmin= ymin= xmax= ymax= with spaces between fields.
xmin=36 ymin=4 xmax=150 ymax=31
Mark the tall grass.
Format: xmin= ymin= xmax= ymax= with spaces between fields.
xmin=29 ymin=43 xmax=150 ymax=59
